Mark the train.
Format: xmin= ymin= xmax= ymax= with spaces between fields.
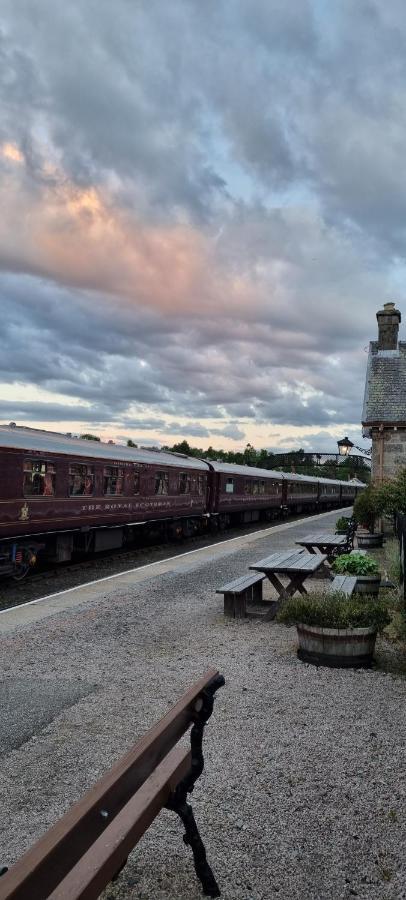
xmin=0 ymin=424 xmax=365 ymax=579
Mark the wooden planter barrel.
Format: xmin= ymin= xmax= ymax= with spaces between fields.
xmin=296 ymin=623 xmax=377 ymax=668
xmin=354 ymin=575 xmax=381 ymax=595
xmin=357 ymin=532 xmax=384 ymax=549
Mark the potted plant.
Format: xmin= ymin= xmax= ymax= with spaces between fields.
xmin=277 ymin=591 xmax=391 ymax=668
xmin=332 ymin=551 xmax=381 ymax=594
xmin=335 ymin=515 xmax=351 ymax=534
xmin=353 ymin=486 xmax=384 ymax=548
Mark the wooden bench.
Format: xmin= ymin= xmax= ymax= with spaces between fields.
xmin=216 ymin=572 xmax=265 ymax=618
xmin=328 ymin=575 xmax=357 ymax=596
xmin=0 ymin=669 xmax=225 ymax=900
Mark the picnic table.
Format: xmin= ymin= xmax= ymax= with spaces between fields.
xmin=249 ymin=548 xmax=328 ymax=618
xmin=295 ymin=532 xmax=348 ymax=561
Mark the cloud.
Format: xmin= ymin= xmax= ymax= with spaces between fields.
xmin=0 ymin=0 xmax=402 ymax=449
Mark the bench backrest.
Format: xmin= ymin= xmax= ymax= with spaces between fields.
xmin=0 ymin=669 xmax=222 ymax=900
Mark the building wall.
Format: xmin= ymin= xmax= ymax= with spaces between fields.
xmin=371 ymin=427 xmax=406 ymax=481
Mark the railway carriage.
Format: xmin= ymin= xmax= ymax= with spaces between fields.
xmin=209 ymin=461 xmax=285 ymax=528
xmin=0 ymin=425 xmax=210 ymax=578
xmin=0 ymin=424 xmax=365 ymax=579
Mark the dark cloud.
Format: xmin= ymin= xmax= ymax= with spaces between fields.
xmin=0 ymin=1 xmax=403 ymax=447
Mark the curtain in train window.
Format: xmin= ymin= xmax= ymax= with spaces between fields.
xmin=103 ymin=466 xmax=125 ymax=495
xmin=24 ymin=459 xmax=56 ymax=496
xmin=196 ymin=475 xmax=205 ymax=495
xmin=179 ymin=472 xmax=191 ymax=493
xmin=155 ymin=471 xmax=169 ymax=494
xmin=69 ymin=464 xmax=94 ymax=496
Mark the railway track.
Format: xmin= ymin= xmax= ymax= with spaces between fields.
xmin=0 ymin=509 xmax=349 ymax=613
xmin=0 ymin=520 xmax=275 ymax=611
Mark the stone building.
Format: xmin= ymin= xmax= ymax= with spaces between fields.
xmin=362 ymin=302 xmax=406 ymax=482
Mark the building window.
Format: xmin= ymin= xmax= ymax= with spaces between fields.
xmin=155 ymin=471 xmax=169 ymax=495
xmin=179 ymin=472 xmax=191 ymax=493
xmin=69 ymin=464 xmax=94 ymax=496
xmin=225 ymin=477 xmax=234 ymax=493
xmin=24 ymin=459 xmax=56 ymax=496
xmin=103 ymin=466 xmax=124 ymax=495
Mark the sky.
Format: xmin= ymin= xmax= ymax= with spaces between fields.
xmin=0 ymin=0 xmax=404 ymax=454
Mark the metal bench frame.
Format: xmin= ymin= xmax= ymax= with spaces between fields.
xmin=0 ymin=670 xmax=225 ymax=900
xmin=332 ymin=517 xmax=357 ymax=558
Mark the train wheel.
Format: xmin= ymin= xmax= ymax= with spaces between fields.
xmin=12 ymin=563 xmax=30 ymax=581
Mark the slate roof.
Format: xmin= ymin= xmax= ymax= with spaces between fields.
xmin=362 ymin=340 xmax=406 ymax=424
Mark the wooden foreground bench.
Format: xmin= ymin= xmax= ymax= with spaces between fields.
xmin=0 ymin=669 xmax=225 ymax=900
xmin=328 ymin=575 xmax=357 ymax=596
xmin=216 ymin=572 xmax=265 ymax=618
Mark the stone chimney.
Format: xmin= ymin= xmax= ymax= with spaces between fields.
xmin=376 ymin=302 xmax=401 ymax=350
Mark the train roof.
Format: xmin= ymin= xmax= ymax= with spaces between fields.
xmin=0 ymin=425 xmax=208 ymax=471
xmin=209 ymin=461 xmax=286 ymax=480
xmin=208 ymin=460 xmax=363 ymax=487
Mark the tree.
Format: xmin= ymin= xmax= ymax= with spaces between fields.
xmin=80 ymin=433 xmax=101 ymax=441
xmin=127 ymin=439 xmax=138 ymax=447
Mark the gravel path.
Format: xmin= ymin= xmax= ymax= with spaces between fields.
xmin=0 ymin=510 xmax=405 ymax=900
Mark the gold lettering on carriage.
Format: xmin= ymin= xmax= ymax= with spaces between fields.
xmin=19 ymin=502 xmax=29 ymax=521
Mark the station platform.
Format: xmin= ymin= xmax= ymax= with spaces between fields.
xmin=1 ymin=506 xmax=405 ymax=900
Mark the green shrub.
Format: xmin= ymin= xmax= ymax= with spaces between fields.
xmin=332 ymin=552 xmax=380 ymax=576
xmin=336 ymin=516 xmax=351 ymax=532
xmin=353 ymin=485 xmax=385 ymax=533
xmin=277 ymin=591 xmax=391 ymax=630
xmin=385 ymin=539 xmax=402 ymax=585
xmin=375 ymin=469 xmax=406 ymax=516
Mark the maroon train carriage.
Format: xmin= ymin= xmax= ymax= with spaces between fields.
xmin=202 ymin=464 xmax=358 ymax=529
xmin=0 ymin=424 xmax=365 ymax=580
xmin=283 ymin=473 xmax=320 ymax=512
xmin=209 ymin=461 xmax=285 ymax=528
xmin=0 ymin=425 xmax=210 ymax=579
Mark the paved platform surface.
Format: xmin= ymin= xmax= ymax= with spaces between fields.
xmin=1 ymin=508 xmax=405 ymax=900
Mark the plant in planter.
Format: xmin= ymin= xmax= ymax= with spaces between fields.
xmin=353 ymin=486 xmax=385 ymax=547
xmin=332 ymin=551 xmax=381 ymax=594
xmin=335 ymin=515 xmax=351 ymax=534
xmin=277 ymin=591 xmax=391 ymax=668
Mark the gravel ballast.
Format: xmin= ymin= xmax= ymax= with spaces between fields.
xmin=0 ymin=509 xmax=405 ymax=900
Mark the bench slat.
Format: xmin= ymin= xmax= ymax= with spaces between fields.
xmin=329 ymin=575 xmax=357 ymax=596
xmin=0 ymin=670 xmax=219 ymax=900
xmin=48 ymin=747 xmax=191 ymax=900
xmin=216 ymin=573 xmax=264 ymax=594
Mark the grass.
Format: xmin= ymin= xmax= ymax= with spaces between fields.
xmin=277 ymin=591 xmax=391 ymax=630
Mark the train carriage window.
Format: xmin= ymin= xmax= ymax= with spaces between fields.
xmin=132 ymin=472 xmax=140 ymax=495
xmin=103 ymin=466 xmax=125 ymax=495
xmin=225 ymin=477 xmax=234 ymax=493
xmin=259 ymin=480 xmax=265 ymax=495
xmin=244 ymin=480 xmax=252 ymax=494
xmin=24 ymin=459 xmax=56 ymax=496
xmin=69 ymin=464 xmax=94 ymax=496
xmin=196 ymin=475 xmax=205 ymax=495
xmin=179 ymin=472 xmax=191 ymax=494
xmin=155 ymin=471 xmax=169 ymax=495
